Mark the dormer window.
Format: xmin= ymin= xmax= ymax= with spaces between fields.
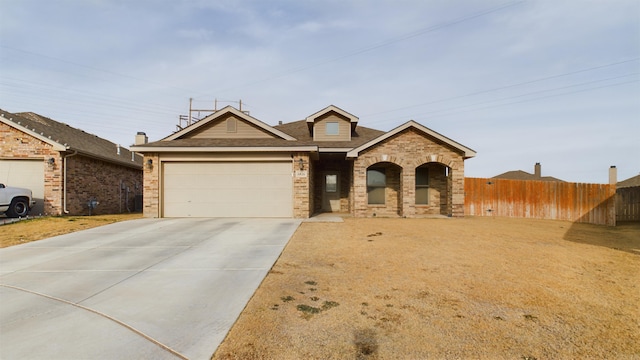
xmin=326 ymin=122 xmax=339 ymax=135
xmin=226 ymin=118 xmax=237 ymax=133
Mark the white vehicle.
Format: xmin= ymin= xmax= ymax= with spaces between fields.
xmin=0 ymin=183 xmax=35 ymax=218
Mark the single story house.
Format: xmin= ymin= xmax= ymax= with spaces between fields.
xmin=0 ymin=109 xmax=143 ymax=216
xmin=133 ymin=105 xmax=476 ymax=218
xmin=493 ymin=163 xmax=565 ymax=182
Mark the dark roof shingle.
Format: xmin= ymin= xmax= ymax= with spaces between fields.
xmin=1 ymin=109 xmax=142 ymax=168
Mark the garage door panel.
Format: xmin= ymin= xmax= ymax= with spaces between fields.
xmin=0 ymin=160 xmax=45 ymax=216
xmin=163 ymin=162 xmax=293 ymax=218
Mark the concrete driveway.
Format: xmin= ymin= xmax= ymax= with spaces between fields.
xmin=0 ymin=218 xmax=301 ymax=360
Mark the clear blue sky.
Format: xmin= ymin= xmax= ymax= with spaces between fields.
xmin=1 ymin=0 xmax=638 ymax=183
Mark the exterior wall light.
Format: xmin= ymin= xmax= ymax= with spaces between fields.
xmin=298 ymin=158 xmax=304 ymax=170
xmin=48 ymin=157 xmax=55 ymax=165
xmin=146 ymin=159 xmax=153 ymax=169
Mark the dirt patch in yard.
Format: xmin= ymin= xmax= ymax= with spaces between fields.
xmin=213 ymin=217 xmax=640 ymax=360
xmin=0 ymin=214 xmax=143 ymax=248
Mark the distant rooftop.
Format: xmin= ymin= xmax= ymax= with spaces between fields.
xmin=493 ymin=163 xmax=564 ymax=182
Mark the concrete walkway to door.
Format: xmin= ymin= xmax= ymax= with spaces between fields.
xmin=0 ymin=218 xmax=301 ymax=360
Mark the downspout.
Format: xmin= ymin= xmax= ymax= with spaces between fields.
xmin=63 ymin=149 xmax=78 ymax=214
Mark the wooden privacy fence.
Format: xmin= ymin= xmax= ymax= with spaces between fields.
xmin=464 ymin=178 xmax=616 ymax=226
xmin=616 ymin=186 xmax=640 ymax=222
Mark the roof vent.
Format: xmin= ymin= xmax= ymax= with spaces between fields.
xmin=117 ymin=144 xmax=121 ymax=155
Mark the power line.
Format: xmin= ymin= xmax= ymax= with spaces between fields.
xmin=363 ymin=58 xmax=640 ymax=118
xmin=214 ymin=0 xmax=526 ymax=93
xmin=380 ymin=79 xmax=639 ymax=123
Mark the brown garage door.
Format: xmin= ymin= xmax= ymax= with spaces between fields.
xmin=162 ymin=161 xmax=293 ymax=217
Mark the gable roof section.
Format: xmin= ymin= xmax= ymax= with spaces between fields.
xmin=306 ymin=105 xmax=359 ymax=124
xmin=618 ymin=174 xmax=640 ymax=188
xmin=0 ymin=109 xmax=142 ymax=169
xmin=346 ymin=120 xmax=476 ymax=159
xmin=164 ymin=106 xmax=296 ymax=141
xmin=305 ymin=105 xmax=359 ymax=134
xmin=492 ymin=170 xmax=564 ymax=182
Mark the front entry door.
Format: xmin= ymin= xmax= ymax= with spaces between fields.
xmin=322 ymin=172 xmax=340 ymax=212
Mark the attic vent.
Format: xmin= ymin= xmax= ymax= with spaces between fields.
xmin=226 ymin=118 xmax=237 ymax=133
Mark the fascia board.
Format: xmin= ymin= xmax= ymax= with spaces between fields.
xmin=318 ymin=148 xmax=353 ymax=153
xmin=305 ymin=105 xmax=359 ymax=124
xmin=163 ymin=106 xmax=296 ymax=141
xmin=347 ymin=120 xmax=477 ymax=159
xmin=131 ymin=146 xmax=319 ymax=153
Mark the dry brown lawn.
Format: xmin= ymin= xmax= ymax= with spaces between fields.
xmin=214 ymin=217 xmax=640 ymax=360
xmin=0 ymin=213 xmax=143 ymax=248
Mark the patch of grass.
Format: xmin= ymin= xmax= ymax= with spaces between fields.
xmin=523 ymin=314 xmax=538 ymax=321
xmin=322 ymin=301 xmax=339 ymax=310
xmin=296 ymin=304 xmax=321 ymax=314
xmin=280 ymin=296 xmax=295 ymax=302
xmin=304 ymin=280 xmax=317 ymax=285
xmin=310 ymin=296 xmax=319 ymax=301
xmin=0 ymin=214 xmax=142 ymax=248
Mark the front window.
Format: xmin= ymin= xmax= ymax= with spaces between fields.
xmin=367 ymin=168 xmax=386 ymax=204
xmin=326 ymin=122 xmax=339 ymax=135
xmin=325 ymin=174 xmax=337 ymax=193
xmin=416 ymin=166 xmax=429 ymax=204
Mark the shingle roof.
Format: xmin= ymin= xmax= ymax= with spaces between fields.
xmin=492 ymin=170 xmax=564 ymax=182
xmin=1 ymin=109 xmax=142 ymax=168
xmin=618 ymin=174 xmax=640 ymax=188
xmin=139 ymin=119 xmax=386 ymax=149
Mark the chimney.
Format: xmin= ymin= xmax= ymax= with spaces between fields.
xmin=135 ymin=132 xmax=148 ymax=145
xmin=609 ymin=166 xmax=617 ymax=185
xmin=534 ymin=162 xmax=541 ymax=178
xmin=278 ymin=121 xmax=283 ymax=125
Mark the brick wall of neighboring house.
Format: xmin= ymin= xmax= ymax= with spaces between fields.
xmin=142 ymin=153 xmax=160 ymax=217
xmin=65 ymin=155 xmax=142 ymax=215
xmin=1 ymin=123 xmax=63 ymax=215
xmin=2 ymin=123 xmax=142 ymax=216
xmin=352 ymin=128 xmax=466 ymax=218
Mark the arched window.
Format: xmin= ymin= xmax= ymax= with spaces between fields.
xmin=415 ymin=165 xmax=429 ymax=205
xmin=367 ymin=167 xmax=386 ymax=204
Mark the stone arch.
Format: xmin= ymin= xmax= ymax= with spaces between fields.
xmin=362 ymin=155 xmax=407 ymax=169
xmin=412 ymin=153 xmax=457 ymax=170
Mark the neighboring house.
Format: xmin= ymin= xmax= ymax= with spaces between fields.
xmin=615 ymin=173 xmax=640 ymax=223
xmin=617 ymin=174 xmax=640 ymax=188
xmin=0 ymin=109 xmax=143 ymax=216
xmin=132 ymin=105 xmax=476 ymax=219
xmin=493 ymin=163 xmax=565 ymax=182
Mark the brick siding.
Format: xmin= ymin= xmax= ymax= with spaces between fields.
xmin=2 ymin=123 xmax=142 ymax=216
xmin=352 ymin=128 xmax=466 ymax=217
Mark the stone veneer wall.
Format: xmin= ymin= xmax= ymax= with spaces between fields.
xmin=293 ymin=152 xmax=313 ymax=218
xmin=142 ymin=153 xmax=160 ymax=217
xmin=352 ymin=128 xmax=466 ymax=218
